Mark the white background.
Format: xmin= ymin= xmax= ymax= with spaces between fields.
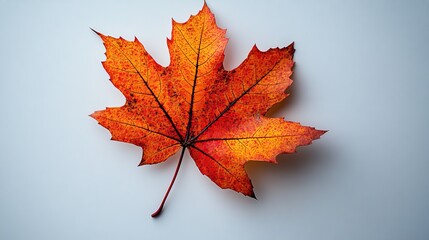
xmin=1 ymin=0 xmax=428 ymax=239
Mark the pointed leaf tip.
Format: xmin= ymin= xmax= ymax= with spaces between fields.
xmin=90 ymin=27 xmax=102 ymax=36
xmin=249 ymin=191 xmax=257 ymax=199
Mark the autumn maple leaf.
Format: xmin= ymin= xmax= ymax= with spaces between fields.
xmin=91 ymin=3 xmax=326 ymax=217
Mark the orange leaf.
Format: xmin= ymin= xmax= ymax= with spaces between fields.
xmin=91 ymin=3 xmax=326 ymax=217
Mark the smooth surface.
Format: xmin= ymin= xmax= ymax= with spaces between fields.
xmin=1 ymin=0 xmax=428 ymax=239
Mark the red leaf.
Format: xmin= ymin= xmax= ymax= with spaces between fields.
xmin=91 ymin=3 xmax=326 ymax=217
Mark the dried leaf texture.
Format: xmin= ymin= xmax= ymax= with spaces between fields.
xmin=91 ymin=3 xmax=325 ymax=199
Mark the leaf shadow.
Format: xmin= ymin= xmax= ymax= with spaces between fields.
xmin=244 ymin=141 xmax=332 ymax=199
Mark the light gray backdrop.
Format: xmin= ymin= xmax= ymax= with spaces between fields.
xmin=1 ymin=0 xmax=428 ymax=239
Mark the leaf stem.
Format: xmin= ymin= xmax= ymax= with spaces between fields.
xmin=151 ymin=146 xmax=186 ymax=218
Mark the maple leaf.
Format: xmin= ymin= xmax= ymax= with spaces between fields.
xmin=90 ymin=3 xmax=326 ymax=217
